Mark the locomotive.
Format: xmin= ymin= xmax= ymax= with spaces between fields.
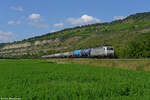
xmin=42 ymin=46 xmax=114 ymax=58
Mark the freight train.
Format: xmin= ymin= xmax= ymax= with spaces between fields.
xmin=42 ymin=46 xmax=114 ymax=58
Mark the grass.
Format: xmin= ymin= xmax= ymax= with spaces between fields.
xmin=47 ymin=58 xmax=150 ymax=70
xmin=0 ymin=59 xmax=150 ymax=100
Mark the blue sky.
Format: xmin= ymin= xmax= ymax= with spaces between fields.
xmin=0 ymin=0 xmax=150 ymax=43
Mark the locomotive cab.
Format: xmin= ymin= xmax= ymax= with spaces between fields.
xmin=104 ymin=46 xmax=114 ymax=57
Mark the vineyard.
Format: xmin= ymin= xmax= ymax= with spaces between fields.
xmin=0 ymin=60 xmax=150 ymax=100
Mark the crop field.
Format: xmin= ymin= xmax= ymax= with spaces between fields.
xmin=0 ymin=59 xmax=150 ymax=100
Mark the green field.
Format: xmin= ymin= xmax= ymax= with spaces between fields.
xmin=1 ymin=60 xmax=150 ymax=100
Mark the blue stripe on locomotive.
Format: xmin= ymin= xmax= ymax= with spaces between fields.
xmin=81 ymin=48 xmax=91 ymax=56
xmin=73 ymin=50 xmax=81 ymax=56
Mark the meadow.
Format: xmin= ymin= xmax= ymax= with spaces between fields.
xmin=0 ymin=59 xmax=150 ymax=100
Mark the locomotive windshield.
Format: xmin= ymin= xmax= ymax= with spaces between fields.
xmin=107 ymin=47 xmax=114 ymax=50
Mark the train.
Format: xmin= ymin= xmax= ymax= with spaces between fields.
xmin=42 ymin=46 xmax=114 ymax=58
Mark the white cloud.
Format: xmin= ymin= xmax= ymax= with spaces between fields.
xmin=28 ymin=13 xmax=50 ymax=28
xmin=29 ymin=14 xmax=41 ymax=20
xmin=8 ymin=13 xmax=49 ymax=28
xmin=54 ymin=23 xmax=64 ymax=27
xmin=114 ymin=16 xmax=126 ymax=20
xmin=8 ymin=21 xmax=15 ymax=25
xmin=50 ymin=30 xmax=57 ymax=33
xmin=0 ymin=30 xmax=16 ymax=43
xmin=67 ymin=14 xmax=100 ymax=25
xmin=8 ymin=21 xmax=21 ymax=25
xmin=11 ymin=7 xmax=23 ymax=12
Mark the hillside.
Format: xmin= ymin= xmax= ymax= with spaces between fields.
xmin=0 ymin=12 xmax=150 ymax=59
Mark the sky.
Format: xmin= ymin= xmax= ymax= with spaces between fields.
xmin=0 ymin=0 xmax=150 ymax=43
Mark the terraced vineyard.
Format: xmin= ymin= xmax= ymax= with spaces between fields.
xmin=0 ymin=59 xmax=150 ymax=100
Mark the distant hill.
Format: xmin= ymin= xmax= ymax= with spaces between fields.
xmin=0 ymin=12 xmax=150 ymax=59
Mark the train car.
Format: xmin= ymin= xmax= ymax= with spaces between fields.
xmin=73 ymin=50 xmax=82 ymax=57
xmin=42 ymin=52 xmax=73 ymax=58
xmin=54 ymin=53 xmax=63 ymax=58
xmin=42 ymin=53 xmax=61 ymax=58
xmin=61 ymin=52 xmax=73 ymax=58
xmin=90 ymin=47 xmax=106 ymax=57
xmin=42 ymin=54 xmax=55 ymax=58
xmin=81 ymin=48 xmax=91 ymax=57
